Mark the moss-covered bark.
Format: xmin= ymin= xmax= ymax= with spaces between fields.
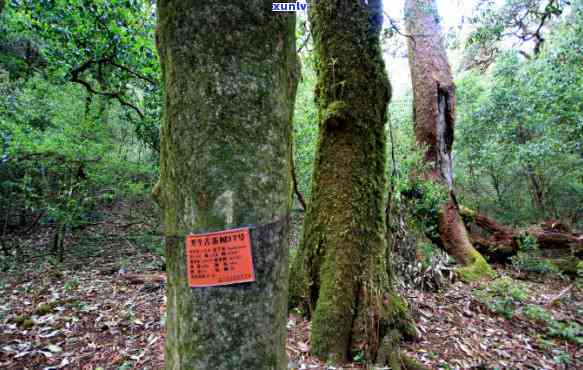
xmin=156 ymin=2 xmax=298 ymax=369
xmin=290 ymin=0 xmax=415 ymax=363
xmin=404 ymin=0 xmax=492 ymax=280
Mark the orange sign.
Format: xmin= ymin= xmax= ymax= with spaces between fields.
xmin=186 ymin=228 xmax=255 ymax=287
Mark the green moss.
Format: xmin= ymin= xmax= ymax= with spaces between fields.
xmin=13 ymin=315 xmax=28 ymax=325
xmin=457 ymin=249 xmax=495 ymax=282
xmin=322 ymin=100 xmax=351 ymax=128
xmin=14 ymin=315 xmax=35 ymax=329
xmin=302 ymin=0 xmax=398 ymax=362
xmin=458 ymin=205 xmax=476 ymax=223
xmin=22 ymin=319 xmax=35 ymax=329
xmin=34 ymin=303 xmax=52 ymax=316
xmin=398 ymin=354 xmax=429 ymax=370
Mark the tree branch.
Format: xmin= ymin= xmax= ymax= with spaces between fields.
xmin=70 ymin=56 xmax=146 ymax=119
xmin=110 ymin=61 xmax=157 ymax=85
xmin=384 ymin=13 xmax=417 ymax=46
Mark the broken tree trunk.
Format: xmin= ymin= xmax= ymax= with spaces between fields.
xmin=404 ymin=0 xmax=492 ymax=281
xmin=460 ymin=207 xmax=583 ymax=262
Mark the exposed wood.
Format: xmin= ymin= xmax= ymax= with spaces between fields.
xmin=405 ymin=0 xmax=491 ymax=277
xmin=459 ymin=207 xmax=583 ymax=260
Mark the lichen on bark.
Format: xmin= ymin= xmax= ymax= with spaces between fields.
xmin=156 ymin=1 xmax=298 ymax=369
xmin=290 ymin=0 xmax=416 ymax=364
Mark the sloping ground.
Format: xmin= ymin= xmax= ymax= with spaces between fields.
xmin=285 ymin=268 xmax=582 ymax=369
xmin=1 ymin=208 xmax=581 ymax=369
xmin=0 ymin=243 xmax=165 ymax=369
xmin=1 ymin=261 xmax=581 ymax=369
xmin=401 ymin=274 xmax=582 ymax=369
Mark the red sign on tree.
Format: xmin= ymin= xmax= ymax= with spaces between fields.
xmin=186 ymin=228 xmax=255 ymax=287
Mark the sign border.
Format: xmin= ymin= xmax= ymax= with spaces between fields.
xmin=185 ymin=227 xmax=256 ymax=288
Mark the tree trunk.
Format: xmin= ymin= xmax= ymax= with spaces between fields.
xmin=460 ymin=207 xmax=583 ymax=261
xmin=290 ymin=0 xmax=417 ymax=364
xmin=155 ymin=2 xmax=298 ymax=369
xmin=404 ymin=0 xmax=492 ymax=281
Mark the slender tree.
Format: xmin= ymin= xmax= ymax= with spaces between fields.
xmin=290 ymin=0 xmax=416 ymax=364
xmin=155 ymin=2 xmax=297 ymax=369
xmin=404 ymin=0 xmax=492 ymax=280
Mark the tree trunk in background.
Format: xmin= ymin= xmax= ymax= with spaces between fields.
xmin=96 ymin=69 xmax=110 ymax=130
xmin=405 ymin=0 xmax=492 ymax=281
xmin=290 ymin=0 xmax=417 ymax=364
xmin=155 ymin=2 xmax=297 ymax=369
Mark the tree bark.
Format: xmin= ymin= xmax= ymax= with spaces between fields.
xmin=405 ymin=0 xmax=492 ymax=280
xmin=156 ymin=2 xmax=298 ymax=369
xmin=290 ymin=0 xmax=416 ymax=364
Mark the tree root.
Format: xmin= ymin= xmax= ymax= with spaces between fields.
xmin=376 ymin=329 xmax=428 ymax=370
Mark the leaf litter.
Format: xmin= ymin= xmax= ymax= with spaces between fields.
xmin=1 ymin=206 xmax=581 ymax=369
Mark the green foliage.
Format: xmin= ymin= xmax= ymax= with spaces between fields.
xmin=472 ymin=277 xmax=527 ymax=318
xmin=553 ymin=351 xmax=572 ymax=366
xmin=456 ymin=6 xmax=583 ymax=227
xmin=417 ymin=242 xmax=439 ymax=269
xmin=467 ymin=0 xmax=570 ymax=56
xmin=547 ymin=320 xmax=583 ymax=344
xmin=523 ymin=304 xmax=552 ymax=322
xmin=385 ymin=91 xmax=449 ymax=239
xmin=293 ymin=56 xmax=318 ymax=205
xmin=64 ymin=277 xmax=80 ymax=291
xmin=2 ymin=0 xmax=161 ymax=152
xmin=128 ymin=233 xmax=164 ymax=258
xmin=0 ymin=1 xmax=159 ymax=265
xmin=510 ymin=236 xmax=560 ymax=274
xmin=399 ymin=178 xmax=448 ymax=239
xmin=476 ymin=283 xmax=583 ymax=345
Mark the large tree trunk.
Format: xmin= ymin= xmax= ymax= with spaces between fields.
xmin=290 ymin=0 xmax=416 ymax=364
xmin=405 ymin=0 xmax=492 ymax=280
xmin=155 ymin=2 xmax=298 ymax=369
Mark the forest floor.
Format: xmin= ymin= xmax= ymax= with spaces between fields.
xmin=0 ymin=203 xmax=581 ymax=370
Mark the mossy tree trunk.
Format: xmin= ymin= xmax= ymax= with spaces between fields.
xmin=155 ymin=2 xmax=297 ymax=369
xmin=290 ymin=0 xmax=416 ymax=364
xmin=404 ymin=0 xmax=492 ymax=281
